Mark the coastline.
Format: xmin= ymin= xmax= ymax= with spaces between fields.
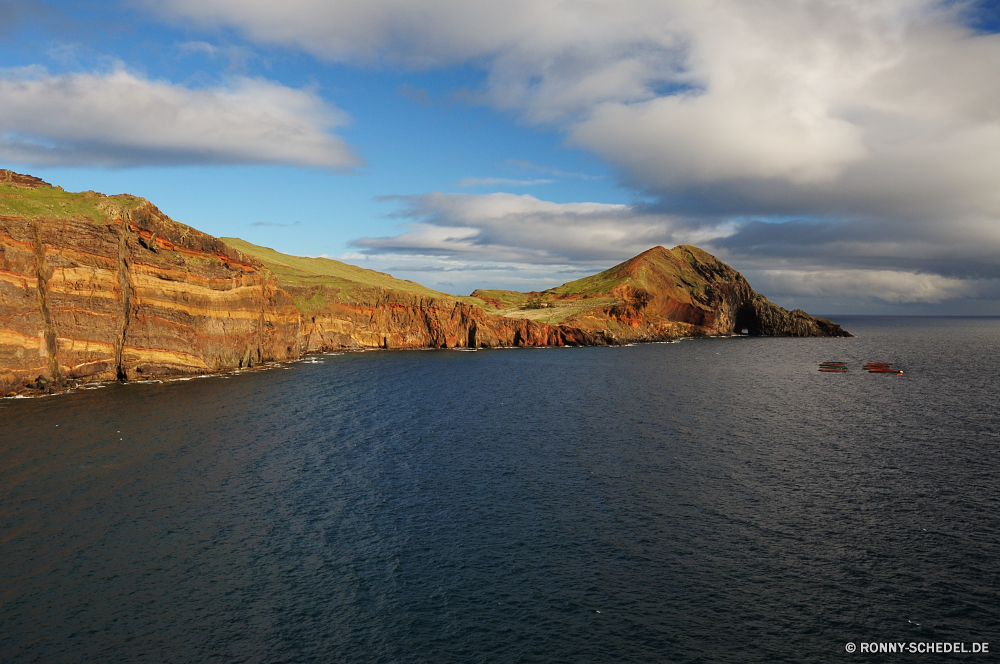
xmin=1 ymin=331 xmax=830 ymax=400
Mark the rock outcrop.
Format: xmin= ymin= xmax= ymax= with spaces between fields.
xmin=293 ymin=291 xmax=606 ymax=353
xmin=1 ymin=171 xmax=849 ymax=395
xmin=0 ymin=171 xmax=298 ymax=394
xmin=469 ymin=245 xmax=850 ymax=343
xmin=220 ymin=238 xmax=604 ymax=354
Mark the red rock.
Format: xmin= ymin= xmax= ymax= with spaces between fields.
xmin=0 ymin=171 xmax=851 ymax=396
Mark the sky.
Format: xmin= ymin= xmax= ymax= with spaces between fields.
xmin=2 ymin=0 xmax=1000 ymax=314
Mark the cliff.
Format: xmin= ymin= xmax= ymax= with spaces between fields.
xmin=1 ymin=171 xmax=848 ymax=395
xmin=471 ymin=245 xmax=850 ymax=343
xmin=0 ymin=170 xmax=299 ymax=395
xmin=220 ymin=238 xmax=600 ymax=353
xmin=227 ymin=239 xmax=848 ymax=353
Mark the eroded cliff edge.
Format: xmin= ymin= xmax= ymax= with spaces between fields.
xmin=1 ymin=171 xmax=849 ymax=395
xmin=469 ymin=245 xmax=850 ymax=343
xmin=223 ymin=239 xmax=850 ymax=356
xmin=0 ymin=171 xmax=299 ymax=394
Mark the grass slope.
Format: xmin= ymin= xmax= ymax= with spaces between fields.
xmin=482 ymin=297 xmax=623 ymax=325
xmin=472 ymin=246 xmax=710 ymax=324
xmin=0 ymin=178 xmax=146 ymax=225
xmin=0 ymin=170 xmax=729 ymax=328
xmin=222 ymin=238 xmax=484 ymax=310
xmin=224 ymin=238 xmax=635 ymax=325
xmin=548 ymin=245 xmax=711 ymax=299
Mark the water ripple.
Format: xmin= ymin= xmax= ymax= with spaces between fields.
xmin=2 ymin=316 xmax=998 ymax=662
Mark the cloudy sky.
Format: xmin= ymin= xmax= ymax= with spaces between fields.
xmin=3 ymin=0 xmax=1000 ymax=313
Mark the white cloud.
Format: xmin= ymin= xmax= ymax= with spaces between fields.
xmin=153 ymin=0 xmax=686 ymax=117
xmin=355 ymin=192 xmax=733 ymax=265
xmin=133 ymin=1 xmax=1000 ymax=306
xmin=177 ymin=41 xmax=259 ymax=73
xmin=500 ymin=160 xmax=604 ymax=180
xmin=749 ymin=268 xmax=974 ymax=304
xmin=178 ymin=41 xmax=219 ymax=56
xmin=151 ymin=1 xmax=1000 ymax=213
xmin=0 ymin=67 xmax=359 ymax=167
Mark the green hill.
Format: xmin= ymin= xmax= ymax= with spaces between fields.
xmin=470 ymin=245 xmax=715 ymax=324
xmin=0 ymin=170 xmax=147 ymax=224
xmin=221 ymin=238 xmax=486 ymax=314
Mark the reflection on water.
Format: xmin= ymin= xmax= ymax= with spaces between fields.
xmin=2 ymin=317 xmax=999 ymax=662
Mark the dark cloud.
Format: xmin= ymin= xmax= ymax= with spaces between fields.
xmin=710 ymin=218 xmax=1000 ymax=282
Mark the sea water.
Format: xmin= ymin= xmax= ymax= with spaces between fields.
xmin=2 ymin=316 xmax=998 ymax=662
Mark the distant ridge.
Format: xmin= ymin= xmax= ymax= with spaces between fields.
xmin=471 ymin=244 xmax=850 ymax=339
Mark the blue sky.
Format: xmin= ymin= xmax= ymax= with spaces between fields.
xmin=3 ymin=0 xmax=1000 ymax=313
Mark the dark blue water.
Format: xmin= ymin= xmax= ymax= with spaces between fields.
xmin=2 ymin=317 xmax=999 ymax=662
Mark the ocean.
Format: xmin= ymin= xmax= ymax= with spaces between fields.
xmin=2 ymin=316 xmax=998 ymax=662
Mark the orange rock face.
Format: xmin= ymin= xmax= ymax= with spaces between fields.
xmin=292 ymin=288 xmax=605 ymax=353
xmin=1 ymin=172 xmax=849 ymax=395
xmin=480 ymin=246 xmax=851 ymax=344
xmin=284 ymin=245 xmax=850 ymax=355
xmin=1 ymin=200 xmax=299 ymax=394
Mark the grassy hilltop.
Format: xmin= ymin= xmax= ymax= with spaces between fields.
xmin=472 ymin=245 xmax=723 ymax=325
xmin=221 ymin=238 xmax=487 ymax=317
xmin=0 ymin=167 xmax=733 ymax=330
xmin=0 ymin=170 xmax=146 ymax=224
xmin=0 ymin=167 xmax=848 ymax=376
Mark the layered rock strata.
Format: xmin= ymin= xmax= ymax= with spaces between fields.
xmin=0 ymin=174 xmax=298 ymax=394
xmin=238 ymin=243 xmax=849 ymax=354
xmin=1 ymin=171 xmax=849 ymax=395
xmin=291 ymin=289 xmax=604 ymax=354
xmin=504 ymin=245 xmax=850 ymax=343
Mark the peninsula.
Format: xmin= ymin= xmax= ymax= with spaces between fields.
xmin=0 ymin=170 xmax=849 ymax=395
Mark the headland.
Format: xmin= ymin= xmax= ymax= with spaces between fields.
xmin=0 ymin=170 xmax=849 ymax=396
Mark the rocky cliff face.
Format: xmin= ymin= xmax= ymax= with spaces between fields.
xmin=290 ymin=288 xmax=607 ymax=354
xmin=471 ymin=245 xmax=851 ymax=343
xmin=608 ymin=245 xmax=850 ymax=340
xmin=1 ymin=172 xmax=849 ymax=395
xmin=217 ymin=238 xmax=607 ymax=354
xmin=0 ymin=172 xmax=299 ymax=394
xmin=242 ymin=242 xmax=851 ymax=354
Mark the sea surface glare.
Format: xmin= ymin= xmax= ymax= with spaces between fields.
xmin=1 ymin=316 xmax=998 ymax=663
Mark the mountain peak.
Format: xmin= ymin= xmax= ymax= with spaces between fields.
xmin=552 ymin=244 xmax=701 ymax=298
